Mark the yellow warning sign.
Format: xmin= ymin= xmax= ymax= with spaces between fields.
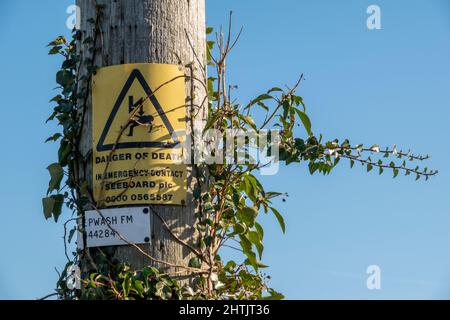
xmin=92 ymin=63 xmax=187 ymax=207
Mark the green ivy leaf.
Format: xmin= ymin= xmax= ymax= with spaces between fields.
xmin=255 ymin=222 xmax=264 ymax=239
xmin=270 ymin=207 xmax=285 ymax=233
xmin=48 ymin=46 xmax=62 ymax=55
xmin=47 ymin=163 xmax=64 ymax=194
xmin=42 ymin=194 xmax=64 ymax=222
xmin=237 ymin=206 xmax=258 ymax=228
xmin=232 ymin=223 xmax=246 ymax=235
xmin=203 ymin=235 xmax=213 ymax=247
xmin=193 ymin=186 xmax=201 ymax=200
xmin=45 ymin=133 xmax=62 ymax=143
xmin=265 ymin=191 xmax=282 ymax=200
xmin=68 ymin=227 xmax=76 ymax=243
xmin=51 ymin=194 xmax=65 ymax=222
xmin=267 ymin=87 xmax=283 ymax=94
xmin=134 ymin=280 xmax=144 ymax=296
xmin=240 ymin=235 xmax=258 ymax=271
xmin=122 ymin=273 xmax=132 ymax=297
xmin=47 ymin=36 xmax=66 ymax=47
xmin=294 ymin=108 xmax=312 ymax=136
xmin=393 ymin=168 xmax=399 ymax=178
xmin=232 ymin=187 xmax=240 ymax=207
xmin=248 ymin=230 xmax=264 ymax=259
xmin=188 ymin=257 xmax=202 ymax=269
xmin=58 ymin=140 xmax=72 ymax=166
xmin=237 ymin=114 xmax=257 ymax=131
xmin=56 ymin=70 xmax=74 ymax=89
xmin=42 ymin=197 xmax=55 ymax=220
xmin=293 ymin=95 xmax=306 ymax=110
xmin=262 ymin=289 xmax=285 ymax=300
xmin=246 ymin=93 xmax=273 ymax=110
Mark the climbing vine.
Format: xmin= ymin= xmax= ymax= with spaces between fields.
xmin=43 ymin=10 xmax=437 ymax=300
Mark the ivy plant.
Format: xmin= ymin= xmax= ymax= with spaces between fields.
xmin=43 ymin=11 xmax=436 ymax=300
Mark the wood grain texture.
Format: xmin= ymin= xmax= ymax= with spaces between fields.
xmin=76 ymin=0 xmax=207 ymax=283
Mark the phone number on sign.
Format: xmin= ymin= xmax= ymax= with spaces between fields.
xmin=105 ymin=193 xmax=174 ymax=203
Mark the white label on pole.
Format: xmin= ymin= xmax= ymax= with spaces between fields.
xmin=83 ymin=207 xmax=151 ymax=248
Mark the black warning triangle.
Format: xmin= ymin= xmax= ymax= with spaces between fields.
xmin=96 ymin=69 xmax=181 ymax=152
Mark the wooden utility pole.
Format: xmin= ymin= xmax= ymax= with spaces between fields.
xmin=76 ymin=0 xmax=206 ymax=282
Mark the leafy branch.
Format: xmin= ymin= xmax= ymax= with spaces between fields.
xmin=43 ymin=11 xmax=436 ymax=301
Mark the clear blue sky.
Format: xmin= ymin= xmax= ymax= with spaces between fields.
xmin=0 ymin=0 xmax=449 ymax=299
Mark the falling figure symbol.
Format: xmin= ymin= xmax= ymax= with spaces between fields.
xmin=96 ymin=70 xmax=181 ymax=152
xmin=127 ymin=96 xmax=154 ymax=137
